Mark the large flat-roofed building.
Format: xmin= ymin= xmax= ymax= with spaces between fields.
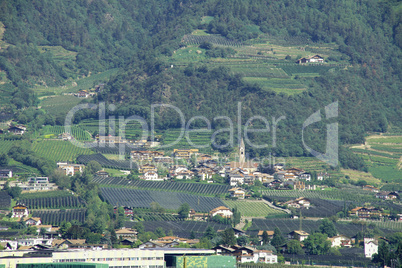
xmin=0 ymin=249 xmax=164 ymax=268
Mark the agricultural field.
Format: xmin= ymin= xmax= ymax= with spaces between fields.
xmin=77 ymin=153 xmax=135 ymax=170
xmin=139 ymin=212 xmax=182 ymax=222
xmin=372 ymin=220 xmax=402 ymax=231
xmin=39 ymin=125 xmax=92 ymax=141
xmin=182 ymin=34 xmax=243 ymax=47
xmin=32 ymin=140 xmax=94 ymax=162
xmin=20 ymin=190 xmax=74 ymax=199
xmin=20 ymin=196 xmax=83 ymax=210
xmin=248 ymin=218 xmax=396 ymax=238
xmin=32 ymin=209 xmax=86 ymax=225
xmin=40 ymin=95 xmax=83 ymax=116
xmin=100 ymin=188 xmax=226 ymax=212
xmin=0 ymin=192 xmax=11 ymax=209
xmin=161 ymin=128 xmax=213 ymax=152
xmin=125 ymin=220 xmax=231 ymax=239
xmin=223 ymin=200 xmax=286 ymax=218
xmin=262 ymin=186 xmax=378 ymax=202
xmin=92 ymin=176 xmax=230 ymax=196
xmin=0 ymin=140 xmax=15 ymax=154
xmin=350 ymin=134 xmax=402 ymax=182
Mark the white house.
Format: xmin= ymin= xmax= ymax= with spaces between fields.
xmin=25 ymin=217 xmax=41 ymax=226
xmin=288 ymin=230 xmax=309 ymax=242
xmin=0 ymin=169 xmax=12 ymax=179
xmin=57 ymin=162 xmax=85 ymax=176
xmin=229 ymin=174 xmax=244 ymax=186
xmin=12 ymin=204 xmax=29 ymax=218
xmin=141 ymin=171 xmax=161 ymax=181
xmin=210 ymin=206 xmax=233 ymax=218
xmin=329 ymin=235 xmax=352 ymax=248
xmin=364 ymin=238 xmax=378 ymax=258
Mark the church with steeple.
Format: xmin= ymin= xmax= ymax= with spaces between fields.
xmin=226 ymin=137 xmax=258 ymax=173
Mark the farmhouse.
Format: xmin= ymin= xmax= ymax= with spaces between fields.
xmin=376 ymin=191 xmax=399 ymax=200
xmin=364 ymin=238 xmax=378 ymax=258
xmin=210 ymin=206 xmax=233 ymax=218
xmin=328 ymin=235 xmax=352 ymax=248
xmin=296 ymin=55 xmax=324 ymax=64
xmin=0 ymin=169 xmax=12 ymax=178
xmin=8 ymin=125 xmax=26 ymax=135
xmin=141 ymin=171 xmax=162 ymax=181
xmin=172 ymin=148 xmax=199 ymax=159
xmin=11 ymin=204 xmax=29 ymax=218
xmin=284 ymin=197 xmax=311 ymax=209
xmin=288 ymin=230 xmax=309 ymax=241
xmin=115 ymin=228 xmax=137 ymax=239
xmin=25 ymin=217 xmax=41 ymax=226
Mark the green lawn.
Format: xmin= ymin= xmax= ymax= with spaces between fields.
xmin=223 ymin=200 xmax=286 ymax=217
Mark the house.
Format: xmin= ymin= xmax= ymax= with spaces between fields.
xmin=362 ymin=185 xmax=380 ymax=193
xmin=215 ymin=245 xmax=277 ymax=264
xmin=288 ymin=230 xmax=309 ymax=242
xmin=12 ymin=204 xmax=28 ymax=218
xmin=233 ymin=228 xmax=246 ymax=238
xmin=95 ymin=170 xmax=109 ymax=178
xmin=114 ymin=206 xmax=133 ymax=217
xmin=229 ymin=174 xmax=244 ymax=186
xmin=299 ymin=172 xmax=311 ymax=181
xmin=296 ymin=55 xmax=324 ymax=64
xmin=258 ymin=230 xmax=274 ymax=242
xmin=0 ymin=169 xmax=12 ymax=178
xmin=131 ymin=150 xmax=164 ymax=162
xmin=351 ymin=207 xmax=385 ymax=219
xmin=188 ymin=209 xmax=208 ymax=221
xmin=115 ymin=228 xmax=137 ymax=239
xmin=376 ymin=191 xmax=399 ymax=200
xmin=174 ymin=169 xmax=195 ymax=180
xmin=139 ymin=240 xmax=179 ymax=248
xmin=317 ymin=172 xmax=330 ymax=181
xmin=57 ymin=162 xmax=85 ymax=176
xmin=141 ymin=171 xmax=162 ymax=181
xmin=228 ymin=187 xmax=246 ymax=199
xmin=8 ymin=125 xmax=26 ymax=135
xmin=284 ymin=197 xmax=311 ymax=209
xmin=19 ymin=177 xmax=57 ymax=191
xmin=58 ymin=133 xmax=72 ymax=141
xmin=364 ymin=238 xmax=378 ymax=258
xmin=75 ymin=90 xmax=90 ymax=98
xmin=210 ymin=206 xmax=233 ymax=218
xmin=94 ymin=83 xmax=105 ymax=92
xmin=172 ymin=149 xmax=199 ymax=159
xmin=138 ymin=164 xmax=157 ymax=174
xmin=25 ymin=217 xmax=41 ymax=226
xmin=52 ymin=239 xmax=86 ymax=249
xmin=329 ymin=235 xmax=352 ymax=248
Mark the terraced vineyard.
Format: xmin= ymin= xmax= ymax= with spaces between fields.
xmin=40 ymin=125 xmax=92 ymax=141
xmin=140 ymin=213 xmax=182 ymax=222
xmin=223 ymin=200 xmax=286 ymax=218
xmin=125 ymin=220 xmax=231 ymax=239
xmin=20 ymin=196 xmax=83 ymax=209
xmin=0 ymin=140 xmax=15 ymax=154
xmin=93 ymin=176 xmax=230 ymax=195
xmin=101 ymin=188 xmax=226 ymax=212
xmin=77 ymin=154 xmax=136 ymax=170
xmin=33 ymin=140 xmax=94 ymax=162
xmin=248 ymin=218 xmax=396 ymax=238
xmin=32 ymin=209 xmax=86 ymax=225
xmin=182 ymin=34 xmax=243 ymax=47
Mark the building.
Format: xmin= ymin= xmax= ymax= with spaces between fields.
xmin=228 ymin=187 xmax=246 ymax=199
xmin=329 ymin=235 xmax=352 ymax=248
xmin=317 ymin=172 xmax=330 ymax=181
xmin=97 ymin=135 xmax=124 ymax=144
xmin=296 ymin=55 xmax=324 ymax=64
xmin=141 ymin=171 xmax=162 ymax=181
xmin=376 ymin=191 xmax=399 ymax=200
xmin=58 ymin=133 xmax=73 ymax=141
xmin=257 ymin=230 xmax=274 ymax=241
xmin=214 ymin=245 xmax=277 ymax=264
xmin=12 ymin=204 xmax=29 ymax=218
xmin=288 ymin=230 xmax=309 ymax=242
xmin=19 ymin=177 xmax=57 ymax=191
xmin=115 ymin=228 xmax=137 ymax=239
xmin=362 ymin=185 xmax=380 ymax=192
xmin=228 ymin=174 xmax=244 ymax=186
xmin=364 ymin=238 xmax=378 ymax=258
xmin=210 ymin=206 xmax=233 ymax=218
xmin=25 ymin=217 xmax=42 ymax=226
xmin=0 ymin=169 xmax=12 ymax=178
xmin=131 ymin=150 xmax=164 ymax=162
xmin=138 ymin=164 xmax=157 ymax=174
xmin=283 ymin=197 xmax=311 ymax=209
xmin=172 ymin=149 xmax=199 ymax=159
xmin=299 ymin=172 xmax=311 ymax=181
xmin=8 ymin=125 xmax=26 ymax=135
xmin=57 ymin=162 xmax=85 ymax=176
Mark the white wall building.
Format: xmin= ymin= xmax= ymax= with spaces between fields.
xmin=364 ymin=238 xmax=378 ymax=258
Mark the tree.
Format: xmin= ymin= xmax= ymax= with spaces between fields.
xmin=304 ymin=233 xmax=331 ymax=255
xmin=86 ymin=161 xmax=102 ymax=174
xmin=271 ymin=227 xmax=285 ymax=247
xmin=0 ymin=153 xmax=9 ymax=166
xmin=8 ymin=186 xmax=21 ymax=199
xmin=155 ymin=227 xmax=166 ymax=238
xmin=59 ymin=221 xmax=72 ymax=238
xmin=372 ymin=240 xmax=391 ymax=266
xmin=262 ymin=231 xmax=270 ymax=245
xmin=220 ymin=228 xmax=236 ymax=247
xmin=39 ymin=227 xmax=47 ymax=237
xmin=287 ymin=240 xmax=304 ymax=255
xmin=134 ymin=222 xmax=144 ymax=235
xmin=319 ymin=218 xmax=337 ymax=237
xmin=177 ymin=203 xmax=190 ymax=219
xmin=237 ymin=236 xmax=249 ymax=246
xmin=204 ymin=226 xmax=216 ymax=240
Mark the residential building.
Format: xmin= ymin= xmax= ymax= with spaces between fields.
xmin=329 ymin=235 xmax=352 ymax=248
xmin=364 ymin=238 xmax=378 ymax=258
xmin=131 ymin=150 xmax=164 ymax=161
xmin=139 ymin=164 xmax=157 ymax=174
xmin=288 ymin=230 xmax=309 ymax=242
xmin=376 ymin=191 xmax=399 ymax=200
xmin=19 ymin=177 xmax=57 ymax=191
xmin=284 ymin=197 xmax=311 ymax=209
xmin=362 ymin=185 xmax=380 ymax=192
xmin=25 ymin=217 xmax=42 ymax=226
xmin=299 ymin=172 xmax=311 ymax=181
xmin=296 ymin=55 xmax=324 ymax=64
xmin=141 ymin=171 xmax=161 ymax=181
xmin=172 ymin=149 xmax=199 ymax=159
xmin=257 ymin=230 xmax=274 ymax=241
xmin=8 ymin=125 xmax=26 ymax=135
xmin=317 ymin=172 xmax=330 ymax=181
xmin=210 ymin=206 xmax=233 ymax=218
xmin=12 ymin=204 xmax=29 ymax=218
xmin=97 ymin=135 xmax=124 ymax=144
xmin=0 ymin=169 xmax=12 ymax=178
xmin=115 ymin=228 xmax=137 ymax=239
xmin=228 ymin=174 xmax=244 ymax=186
xmin=214 ymin=245 xmax=277 ymax=264
xmin=57 ymin=162 xmax=85 ymax=176
xmin=228 ymin=187 xmax=246 ymax=199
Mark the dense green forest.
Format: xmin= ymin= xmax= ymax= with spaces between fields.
xmin=0 ymin=0 xmax=401 ymax=171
